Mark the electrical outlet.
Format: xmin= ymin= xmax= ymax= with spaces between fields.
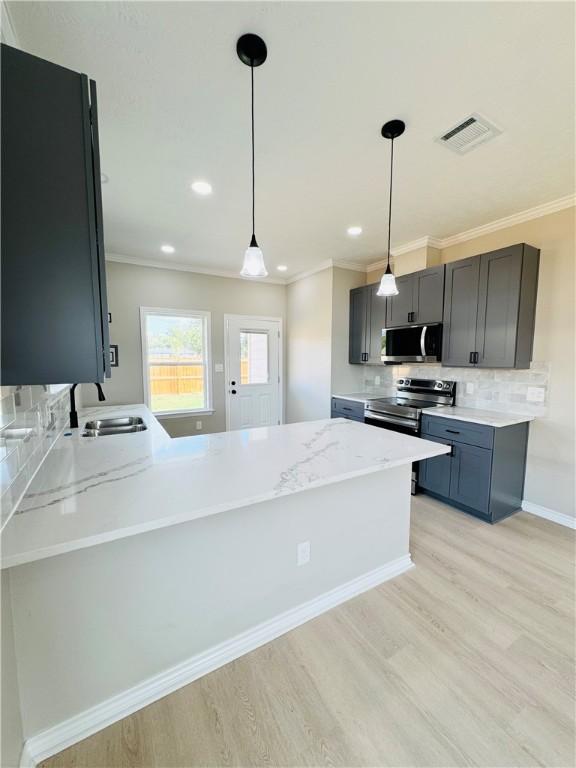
xmin=374 ymin=375 xmax=381 ymax=386
xmin=195 ymin=421 xmax=202 ymax=430
xmin=297 ymin=541 xmax=311 ymax=566
xmin=466 ymin=382 xmax=475 ymax=395
xmin=526 ymin=386 xmax=545 ymax=403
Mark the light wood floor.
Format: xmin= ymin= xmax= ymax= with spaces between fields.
xmin=41 ymin=496 xmax=575 ymax=768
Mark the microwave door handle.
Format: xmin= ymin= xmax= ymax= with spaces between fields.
xmin=420 ymin=325 xmax=428 ymax=357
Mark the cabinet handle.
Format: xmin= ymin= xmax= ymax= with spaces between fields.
xmin=469 ymin=352 xmax=474 ymax=364
xmin=474 ymin=352 xmax=479 ymax=364
xmin=361 ymin=352 xmax=368 ymax=362
xmin=342 ymin=406 xmax=352 ymax=412
xmin=450 ymin=445 xmax=455 ymax=457
xmin=446 ymin=429 xmax=460 ymax=434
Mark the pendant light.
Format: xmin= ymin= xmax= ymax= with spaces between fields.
xmin=377 ymin=119 xmax=405 ymax=297
xmin=238 ymin=34 xmax=268 ymax=278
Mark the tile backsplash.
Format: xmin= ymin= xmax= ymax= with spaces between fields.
xmin=0 ymin=385 xmax=71 ymax=529
xmin=363 ymin=362 xmax=550 ymax=416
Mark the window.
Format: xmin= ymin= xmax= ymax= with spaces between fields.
xmin=240 ymin=330 xmax=269 ymax=384
xmin=140 ymin=308 xmax=212 ymax=415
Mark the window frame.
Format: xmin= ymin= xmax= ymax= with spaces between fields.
xmin=140 ymin=306 xmax=213 ymax=418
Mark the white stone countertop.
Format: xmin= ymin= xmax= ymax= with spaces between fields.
xmin=332 ymin=392 xmax=389 ymax=403
xmin=1 ymin=405 xmax=450 ymax=569
xmin=430 ymin=406 xmax=536 ymax=428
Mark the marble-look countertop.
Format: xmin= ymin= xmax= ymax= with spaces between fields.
xmin=1 ymin=405 xmax=449 ymax=569
xmin=430 ymin=406 xmax=536 ymax=428
xmin=332 ymin=392 xmax=389 ymax=403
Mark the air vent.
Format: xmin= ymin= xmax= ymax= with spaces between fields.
xmin=435 ymin=113 xmax=501 ymax=154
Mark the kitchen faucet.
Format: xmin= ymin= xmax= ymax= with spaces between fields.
xmin=69 ymin=383 xmax=105 ymax=428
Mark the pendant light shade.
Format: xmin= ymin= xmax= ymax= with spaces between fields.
xmin=377 ymin=264 xmax=399 ymax=297
xmin=237 ymin=34 xmax=268 ymax=279
xmin=241 ymin=235 xmax=268 ymax=278
xmin=377 ymin=119 xmax=405 ymax=299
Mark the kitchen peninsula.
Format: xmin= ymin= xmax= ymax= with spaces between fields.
xmin=2 ymin=406 xmax=448 ymax=757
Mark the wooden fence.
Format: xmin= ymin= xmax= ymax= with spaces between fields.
xmin=150 ymin=361 xmax=250 ymax=395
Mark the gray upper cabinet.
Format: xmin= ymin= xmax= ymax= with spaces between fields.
xmin=1 ymin=44 xmax=109 ymax=385
xmin=413 ymin=266 xmax=445 ymax=324
xmin=443 ymin=244 xmax=539 ymax=369
xmin=386 ymin=265 xmax=445 ymax=327
xmin=349 ymin=285 xmax=371 ymax=364
xmin=368 ymin=283 xmax=387 ymax=364
xmin=385 ymin=274 xmax=414 ymax=327
xmin=442 ymin=256 xmax=481 ymax=366
xmin=349 ymin=283 xmax=387 ymax=364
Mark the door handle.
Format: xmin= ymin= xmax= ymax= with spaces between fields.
xmin=230 ymin=389 xmax=237 ymax=394
xmin=230 ymin=380 xmax=236 ymax=386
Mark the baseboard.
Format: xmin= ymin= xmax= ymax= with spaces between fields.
xmin=19 ymin=742 xmax=34 ymax=768
xmin=25 ymin=554 xmax=413 ymax=766
xmin=522 ymin=500 xmax=576 ymax=530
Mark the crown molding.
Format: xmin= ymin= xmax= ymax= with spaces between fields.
xmin=105 ymin=253 xmax=287 ymax=285
xmin=366 ymin=194 xmax=575 ymax=272
xmin=439 ymin=194 xmax=576 ymax=248
xmin=107 ymin=194 xmax=575 ymax=285
xmin=1 ymin=1 xmax=20 ymax=46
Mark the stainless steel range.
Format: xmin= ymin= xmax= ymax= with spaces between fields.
xmin=364 ymin=378 xmax=456 ymax=493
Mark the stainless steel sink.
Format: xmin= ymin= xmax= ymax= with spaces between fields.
xmin=84 ymin=416 xmax=145 ymax=430
xmin=82 ymin=424 xmax=148 ymax=437
xmin=82 ymin=416 xmax=147 ymax=437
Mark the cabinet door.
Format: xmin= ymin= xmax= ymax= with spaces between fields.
xmin=475 ymin=246 xmax=523 ymax=368
xmin=449 ymin=443 xmax=492 ymax=516
xmin=442 ymin=256 xmax=480 ymax=367
xmin=1 ymin=44 xmax=108 ymax=385
xmin=367 ymin=283 xmax=387 ymax=364
xmin=414 ymin=266 xmax=444 ymax=324
xmin=418 ymin=435 xmax=452 ymax=496
xmin=386 ymin=275 xmax=415 ymax=327
xmin=349 ymin=286 xmax=370 ymax=363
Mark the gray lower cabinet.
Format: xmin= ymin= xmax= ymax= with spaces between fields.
xmin=331 ymin=397 xmax=364 ymax=422
xmin=1 ymin=44 xmax=109 ymax=385
xmin=443 ymin=244 xmax=540 ymax=369
xmin=418 ymin=414 xmax=529 ymax=523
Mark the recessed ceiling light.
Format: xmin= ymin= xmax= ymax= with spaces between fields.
xmin=277 ymin=265 xmax=288 ymax=272
xmin=347 ymin=226 xmax=362 ymax=237
xmin=161 ymin=244 xmax=175 ymax=254
xmin=191 ymin=180 xmax=213 ymax=196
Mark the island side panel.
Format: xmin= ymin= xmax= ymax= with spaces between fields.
xmin=10 ymin=465 xmax=412 ymax=739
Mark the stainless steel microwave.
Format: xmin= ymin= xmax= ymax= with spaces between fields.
xmin=380 ymin=323 xmax=442 ymax=363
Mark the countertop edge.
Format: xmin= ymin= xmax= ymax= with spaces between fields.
xmin=2 ymin=439 xmax=450 ymax=570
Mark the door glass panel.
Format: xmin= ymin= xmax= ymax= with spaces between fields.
xmin=240 ymin=331 xmax=269 ymax=384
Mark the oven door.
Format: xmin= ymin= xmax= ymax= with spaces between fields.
xmin=364 ymin=411 xmax=419 ymax=435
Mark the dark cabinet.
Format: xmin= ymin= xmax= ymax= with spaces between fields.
xmin=442 ymin=256 xmax=481 ymax=366
xmin=386 ymin=265 xmax=445 ymax=327
xmin=1 ymin=44 xmax=109 ymax=385
xmin=443 ymin=244 xmax=539 ymax=369
xmin=349 ymin=286 xmax=371 ymax=364
xmin=349 ymin=283 xmax=387 ymax=364
xmin=419 ymin=414 xmax=529 ymax=523
xmin=331 ymin=397 xmax=365 ymax=422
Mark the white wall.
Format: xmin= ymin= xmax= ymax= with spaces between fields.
xmin=286 ymin=269 xmax=333 ymax=423
xmin=1 ymin=571 xmax=24 ymax=768
xmin=82 ymin=261 xmax=286 ymax=437
xmin=330 ymin=267 xmax=366 ymax=394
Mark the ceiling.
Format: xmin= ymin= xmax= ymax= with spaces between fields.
xmin=7 ymin=1 xmax=575 ymax=279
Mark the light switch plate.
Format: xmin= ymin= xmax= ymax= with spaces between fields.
xmin=526 ymin=386 xmax=545 ymax=403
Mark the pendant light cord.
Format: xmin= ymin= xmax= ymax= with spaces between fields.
xmin=387 ymin=137 xmax=394 ymax=269
xmin=251 ymin=63 xmax=256 ymax=239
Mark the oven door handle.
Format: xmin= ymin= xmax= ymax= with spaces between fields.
xmin=364 ymin=411 xmax=419 ymax=431
xmin=420 ymin=325 xmax=428 ymax=358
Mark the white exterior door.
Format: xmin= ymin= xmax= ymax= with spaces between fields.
xmin=225 ymin=315 xmax=282 ymax=430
